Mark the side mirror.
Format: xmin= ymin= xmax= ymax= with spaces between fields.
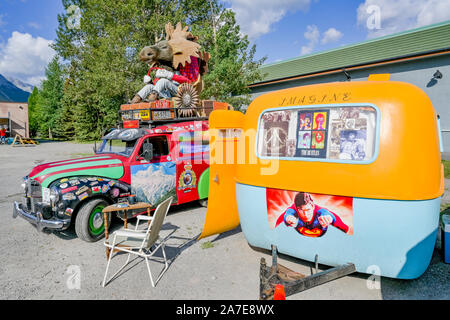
xmin=143 ymin=141 xmax=153 ymax=161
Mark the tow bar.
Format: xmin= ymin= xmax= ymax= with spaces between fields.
xmin=259 ymin=245 xmax=356 ymax=300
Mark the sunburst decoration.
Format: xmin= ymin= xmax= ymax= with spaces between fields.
xmin=173 ymin=83 xmax=200 ymax=117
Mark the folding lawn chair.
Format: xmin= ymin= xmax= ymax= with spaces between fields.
xmin=102 ymin=197 xmax=173 ymax=287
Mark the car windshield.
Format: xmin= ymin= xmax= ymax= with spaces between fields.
xmin=97 ymin=139 xmax=137 ymax=157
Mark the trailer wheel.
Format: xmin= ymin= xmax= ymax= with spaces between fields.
xmin=75 ymin=199 xmax=110 ymax=242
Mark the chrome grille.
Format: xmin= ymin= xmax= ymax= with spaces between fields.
xmin=28 ymin=179 xmax=42 ymax=213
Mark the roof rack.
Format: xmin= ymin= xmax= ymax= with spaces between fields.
xmin=119 ymin=100 xmax=231 ymax=129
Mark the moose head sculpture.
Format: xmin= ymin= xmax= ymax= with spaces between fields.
xmin=139 ymin=22 xmax=202 ymax=71
xmin=132 ymin=22 xmax=210 ymax=116
xmin=138 ymin=38 xmax=174 ymax=70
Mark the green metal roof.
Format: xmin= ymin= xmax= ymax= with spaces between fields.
xmin=255 ymin=20 xmax=450 ymax=85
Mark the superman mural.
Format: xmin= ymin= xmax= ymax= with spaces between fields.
xmin=267 ymin=188 xmax=354 ymax=238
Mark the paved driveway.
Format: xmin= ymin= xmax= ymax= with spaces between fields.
xmin=0 ymin=142 xmax=449 ymax=300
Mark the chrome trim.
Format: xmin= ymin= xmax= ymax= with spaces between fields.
xmin=13 ymin=201 xmax=65 ymax=231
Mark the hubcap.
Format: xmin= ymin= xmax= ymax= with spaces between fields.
xmin=92 ymin=212 xmax=103 ymax=229
xmin=89 ymin=205 xmax=106 ymax=235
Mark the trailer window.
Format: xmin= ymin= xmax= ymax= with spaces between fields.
xmin=257 ymin=105 xmax=378 ymax=163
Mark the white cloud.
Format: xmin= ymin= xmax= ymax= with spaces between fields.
xmin=416 ymin=0 xmax=450 ymax=26
xmin=0 ymin=31 xmax=55 ymax=86
xmin=300 ymin=25 xmax=320 ymax=55
xmin=227 ymin=0 xmax=311 ymax=39
xmin=27 ymin=22 xmax=41 ymax=30
xmin=299 ymin=25 xmax=344 ymax=55
xmin=321 ymin=28 xmax=343 ymax=44
xmin=357 ymin=0 xmax=450 ymax=38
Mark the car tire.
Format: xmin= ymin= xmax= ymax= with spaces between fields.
xmin=75 ymin=198 xmax=110 ymax=242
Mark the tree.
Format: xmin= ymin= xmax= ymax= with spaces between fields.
xmin=27 ymin=87 xmax=40 ymax=138
xmin=53 ymin=0 xmax=265 ymax=140
xmin=198 ymin=8 xmax=266 ymax=109
xmin=38 ymin=56 xmax=65 ymax=139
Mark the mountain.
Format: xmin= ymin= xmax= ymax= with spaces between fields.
xmin=4 ymin=76 xmax=34 ymax=93
xmin=0 ymin=74 xmax=31 ymax=102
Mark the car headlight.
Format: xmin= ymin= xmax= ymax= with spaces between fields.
xmin=21 ymin=176 xmax=28 ymax=193
xmin=50 ymin=187 xmax=60 ymax=204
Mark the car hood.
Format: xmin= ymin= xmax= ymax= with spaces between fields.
xmin=29 ymin=155 xmax=125 ymax=188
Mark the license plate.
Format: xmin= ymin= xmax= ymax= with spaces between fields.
xmin=140 ymin=110 xmax=150 ymax=121
xmin=42 ymin=187 xmax=50 ymax=204
xmin=152 ymin=110 xmax=174 ymax=120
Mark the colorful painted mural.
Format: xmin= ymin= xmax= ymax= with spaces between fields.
xmin=131 ymin=162 xmax=177 ymax=206
xmin=258 ymin=106 xmax=377 ymax=161
xmin=267 ymin=188 xmax=354 ymax=238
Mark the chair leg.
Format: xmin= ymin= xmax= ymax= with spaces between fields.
xmin=145 ymin=257 xmax=156 ymax=287
xmin=145 ymin=243 xmax=169 ymax=287
xmin=102 ymin=249 xmax=115 ymax=287
xmin=156 ymin=244 xmax=169 ymax=283
xmin=102 ymin=252 xmax=132 ymax=287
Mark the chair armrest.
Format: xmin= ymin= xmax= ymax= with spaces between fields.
xmin=137 ymin=215 xmax=153 ymax=221
xmin=123 ymin=227 xmax=146 ymax=232
xmin=114 ymin=230 xmax=147 ymax=239
xmin=135 ymin=215 xmax=153 ymax=230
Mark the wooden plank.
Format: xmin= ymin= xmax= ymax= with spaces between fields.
xmin=102 ymin=202 xmax=152 ymax=213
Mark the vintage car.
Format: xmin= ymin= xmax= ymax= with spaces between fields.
xmin=13 ymin=118 xmax=210 ymax=242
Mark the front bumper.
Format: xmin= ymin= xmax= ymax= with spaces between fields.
xmin=12 ymin=201 xmax=70 ymax=232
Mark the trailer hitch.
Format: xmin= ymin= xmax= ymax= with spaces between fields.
xmin=259 ymin=245 xmax=356 ymax=300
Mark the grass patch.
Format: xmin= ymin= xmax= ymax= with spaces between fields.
xmin=68 ymin=140 xmax=101 ymax=145
xmin=440 ymin=204 xmax=450 ymax=219
xmin=34 ymin=138 xmax=68 ymax=142
xmin=442 ymin=160 xmax=450 ymax=179
xmin=201 ymin=241 xmax=214 ymax=249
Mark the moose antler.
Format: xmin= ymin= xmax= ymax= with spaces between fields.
xmin=165 ymin=22 xmax=201 ymax=68
xmin=165 ymin=22 xmax=197 ymax=41
xmin=165 ymin=23 xmax=175 ymax=41
xmin=154 ymin=33 xmax=163 ymax=43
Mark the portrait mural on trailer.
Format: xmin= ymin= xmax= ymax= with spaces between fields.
xmin=132 ymin=22 xmax=210 ymax=112
xmin=258 ymin=105 xmax=377 ymax=161
xmin=267 ymin=189 xmax=354 ymax=238
xmin=259 ymin=104 xmax=378 ymax=238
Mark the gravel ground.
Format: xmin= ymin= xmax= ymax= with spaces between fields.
xmin=0 ymin=141 xmax=449 ymax=300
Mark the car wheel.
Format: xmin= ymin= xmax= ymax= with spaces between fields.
xmin=75 ymin=199 xmax=110 ymax=242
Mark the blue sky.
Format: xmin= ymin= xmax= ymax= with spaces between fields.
xmin=0 ymin=0 xmax=63 ymax=42
xmin=0 ymin=0 xmax=449 ymax=86
xmin=249 ymin=0 xmax=368 ymax=63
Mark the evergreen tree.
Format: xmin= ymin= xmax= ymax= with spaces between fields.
xmin=27 ymin=87 xmax=40 ymax=138
xmin=59 ymin=84 xmax=76 ymax=139
xmin=199 ymin=8 xmax=266 ymax=109
xmin=38 ymin=56 xmax=65 ymax=139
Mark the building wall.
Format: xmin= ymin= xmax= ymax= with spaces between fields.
xmin=250 ymin=53 xmax=450 ymax=157
xmin=0 ymin=102 xmax=29 ymax=138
